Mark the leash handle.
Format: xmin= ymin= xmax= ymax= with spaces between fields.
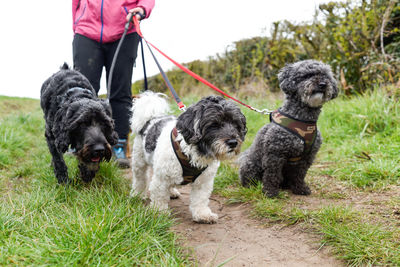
xmin=132 ymin=16 xmax=143 ymax=37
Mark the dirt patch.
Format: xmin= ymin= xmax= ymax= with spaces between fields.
xmin=307 ymin=175 xmax=400 ymax=226
xmin=169 ymin=185 xmax=343 ymax=266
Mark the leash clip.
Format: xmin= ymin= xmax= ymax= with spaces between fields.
xmin=253 ymin=108 xmax=272 ymax=115
xmin=179 ymin=105 xmax=187 ymax=112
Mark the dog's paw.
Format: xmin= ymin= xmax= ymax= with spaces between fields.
xmin=150 ymin=200 xmax=169 ymax=211
xmin=130 ymin=188 xmax=148 ymax=200
xmin=262 ymin=186 xmax=279 ymax=198
xmin=192 ymin=209 xmax=218 ymax=224
xmin=291 ymin=184 xmax=311 ymax=196
xmin=240 ymin=176 xmax=251 ymax=188
xmin=169 ymin=187 xmax=181 ymax=199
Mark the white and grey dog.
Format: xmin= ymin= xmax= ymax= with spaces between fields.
xmin=130 ymin=91 xmax=247 ymax=223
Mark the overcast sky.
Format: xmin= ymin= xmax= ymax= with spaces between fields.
xmin=0 ymin=0 xmax=331 ymax=99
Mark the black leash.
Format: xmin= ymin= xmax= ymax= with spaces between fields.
xmin=139 ymin=37 xmax=148 ymax=91
xmin=143 ymin=40 xmax=185 ymax=110
xmin=107 ymin=13 xmax=148 ymax=99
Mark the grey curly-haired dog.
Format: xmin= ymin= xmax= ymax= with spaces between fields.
xmin=40 ymin=63 xmax=118 ymax=184
xmin=239 ymin=60 xmax=338 ymax=197
xmin=130 ymin=91 xmax=247 ymax=223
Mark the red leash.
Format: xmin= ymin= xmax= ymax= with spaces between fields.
xmin=132 ymin=16 xmax=271 ymax=115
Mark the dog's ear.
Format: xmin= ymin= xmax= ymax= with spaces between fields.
xmin=103 ymin=118 xmax=119 ymax=147
xmin=278 ymin=63 xmax=296 ymax=95
xmin=98 ymin=100 xmax=119 ymax=146
xmin=238 ymin=111 xmax=248 ymax=140
xmin=52 ymin=109 xmax=71 ymax=153
xmin=104 ymin=144 xmax=113 ymax=161
xmin=176 ymin=103 xmax=204 ymax=144
xmin=99 ymin=99 xmax=113 ymax=117
xmin=330 ymin=76 xmax=339 ymax=100
xmin=56 ymin=102 xmax=91 ymax=151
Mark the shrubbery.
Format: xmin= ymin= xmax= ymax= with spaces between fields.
xmin=133 ymin=0 xmax=399 ymax=96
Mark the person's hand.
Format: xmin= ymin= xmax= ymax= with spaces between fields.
xmin=127 ymin=7 xmax=145 ymax=22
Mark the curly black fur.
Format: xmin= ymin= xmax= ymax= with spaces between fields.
xmin=40 ymin=63 xmax=118 ymax=183
xmin=239 ymin=60 xmax=338 ymax=197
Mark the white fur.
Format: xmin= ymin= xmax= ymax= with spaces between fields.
xmin=130 ymin=92 xmax=221 ymax=223
xmin=307 ymin=93 xmax=325 ymax=107
xmin=131 ymin=92 xmax=170 ymax=135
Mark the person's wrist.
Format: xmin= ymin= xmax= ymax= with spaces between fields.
xmin=136 ymin=7 xmax=146 ymax=20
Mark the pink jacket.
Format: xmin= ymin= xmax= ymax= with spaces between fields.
xmin=72 ymin=0 xmax=155 ymax=43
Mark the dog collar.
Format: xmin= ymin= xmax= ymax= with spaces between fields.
xmin=66 ymin=87 xmax=94 ymax=96
xmin=270 ymin=109 xmax=317 ymax=162
xmin=170 ymin=127 xmax=207 ymax=185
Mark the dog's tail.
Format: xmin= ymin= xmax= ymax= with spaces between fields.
xmin=131 ymin=91 xmax=170 ymax=134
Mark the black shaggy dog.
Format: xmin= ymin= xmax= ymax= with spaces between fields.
xmin=239 ymin=60 xmax=338 ymax=197
xmin=40 ymin=63 xmax=118 ymax=183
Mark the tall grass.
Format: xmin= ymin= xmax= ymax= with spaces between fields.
xmin=319 ymin=89 xmax=400 ymax=189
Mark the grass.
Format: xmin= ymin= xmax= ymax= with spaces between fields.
xmin=2 ymin=88 xmax=400 ymax=266
xmin=210 ymin=87 xmax=400 ymax=266
xmin=0 ymin=97 xmax=190 ymax=266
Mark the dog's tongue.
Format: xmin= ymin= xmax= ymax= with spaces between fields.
xmin=91 ymin=157 xmax=100 ymax=162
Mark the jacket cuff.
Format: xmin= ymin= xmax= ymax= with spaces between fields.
xmin=136 ymin=0 xmax=155 ymax=19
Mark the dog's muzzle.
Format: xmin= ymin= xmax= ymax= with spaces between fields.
xmin=91 ymin=144 xmax=105 ymax=162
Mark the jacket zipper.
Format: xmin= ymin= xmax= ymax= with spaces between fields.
xmin=100 ymin=0 xmax=104 ymax=43
xmin=74 ymin=3 xmax=86 ymax=25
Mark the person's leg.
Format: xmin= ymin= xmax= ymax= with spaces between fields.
xmin=72 ymin=34 xmax=104 ymax=94
xmin=105 ymin=33 xmax=140 ymax=139
xmin=105 ymin=33 xmax=140 ymax=167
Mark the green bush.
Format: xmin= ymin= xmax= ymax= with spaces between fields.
xmin=133 ymin=0 xmax=400 ymax=96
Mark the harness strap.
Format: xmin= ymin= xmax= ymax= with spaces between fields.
xmin=60 ymin=87 xmax=93 ymax=105
xmin=170 ymin=128 xmax=207 ymax=185
xmin=66 ymin=87 xmax=93 ymax=95
xmin=270 ymin=110 xmax=317 ymax=162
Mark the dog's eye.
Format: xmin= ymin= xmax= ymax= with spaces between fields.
xmin=209 ymin=123 xmax=220 ymax=129
xmin=302 ymin=73 xmax=314 ymax=80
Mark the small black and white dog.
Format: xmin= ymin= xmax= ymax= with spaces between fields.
xmin=40 ymin=63 xmax=118 ymax=183
xmin=130 ymin=91 xmax=247 ymax=223
xmin=239 ymin=60 xmax=338 ymax=197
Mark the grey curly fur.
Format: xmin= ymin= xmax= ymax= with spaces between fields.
xmin=40 ymin=63 xmax=118 ymax=184
xmin=239 ymin=60 xmax=338 ymax=197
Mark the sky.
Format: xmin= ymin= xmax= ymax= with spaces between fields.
xmin=0 ymin=0 xmax=331 ymax=100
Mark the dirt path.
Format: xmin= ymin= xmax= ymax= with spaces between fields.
xmin=169 ymin=185 xmax=343 ymax=267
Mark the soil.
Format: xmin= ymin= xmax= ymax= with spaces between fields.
xmin=125 ymin=165 xmax=399 ymax=266
xmin=169 ymin=185 xmax=344 ymax=267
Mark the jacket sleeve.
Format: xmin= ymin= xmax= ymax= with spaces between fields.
xmin=72 ymin=0 xmax=80 ymax=30
xmin=137 ymin=0 xmax=155 ymax=19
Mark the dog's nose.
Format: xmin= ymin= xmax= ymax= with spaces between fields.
xmin=93 ymin=144 xmax=105 ymax=153
xmin=226 ymin=139 xmax=238 ymax=149
xmin=318 ymin=82 xmax=327 ymax=89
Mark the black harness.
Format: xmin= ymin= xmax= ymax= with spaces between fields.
xmin=170 ymin=128 xmax=207 ymax=185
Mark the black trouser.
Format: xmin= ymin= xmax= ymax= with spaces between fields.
xmin=73 ymin=33 xmax=140 ymax=140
